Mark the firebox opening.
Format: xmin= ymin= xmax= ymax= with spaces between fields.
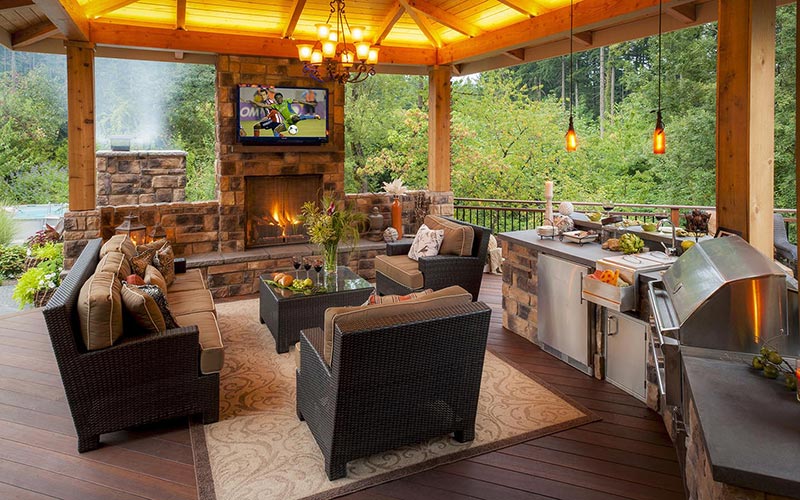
xmin=245 ymin=175 xmax=323 ymax=248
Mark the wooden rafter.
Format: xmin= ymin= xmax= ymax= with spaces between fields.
xmin=667 ymin=4 xmax=697 ymax=23
xmin=572 ymin=31 xmax=592 ymax=46
xmin=176 ymin=0 xmax=186 ymax=30
xmin=495 ymin=0 xmax=545 ymax=17
xmin=33 ymin=0 xmax=88 ymax=41
xmin=403 ymin=0 xmax=484 ymax=37
xmin=398 ymin=0 xmax=441 ymax=47
xmin=0 ymin=0 xmax=34 ymax=9
xmin=84 ymin=0 xmax=138 ymax=18
xmin=12 ymin=19 xmax=58 ymax=47
xmin=373 ymin=0 xmax=403 ymax=44
xmin=502 ymin=48 xmax=525 ymax=61
xmin=281 ymin=0 xmax=306 ymax=39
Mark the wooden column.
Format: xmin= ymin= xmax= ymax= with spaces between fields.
xmin=428 ymin=65 xmax=451 ymax=192
xmin=66 ymin=41 xmax=96 ymax=211
xmin=715 ymin=0 xmax=775 ymax=257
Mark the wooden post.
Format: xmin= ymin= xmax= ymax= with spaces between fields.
xmin=715 ymin=0 xmax=775 ymax=257
xmin=66 ymin=41 xmax=96 ymax=211
xmin=428 ymin=65 xmax=451 ymax=192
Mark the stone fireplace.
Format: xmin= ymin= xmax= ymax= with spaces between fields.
xmin=245 ymin=174 xmax=322 ymax=247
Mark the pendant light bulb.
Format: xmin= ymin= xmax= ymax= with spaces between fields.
xmin=653 ymin=111 xmax=665 ymax=154
xmin=566 ymin=116 xmax=578 ymax=152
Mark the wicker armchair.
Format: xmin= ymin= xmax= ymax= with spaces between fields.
xmin=43 ymin=239 xmax=219 ymax=452
xmin=376 ymin=218 xmax=491 ymax=300
xmin=296 ymin=301 xmax=491 ymax=480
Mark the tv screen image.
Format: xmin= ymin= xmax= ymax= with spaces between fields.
xmin=237 ymin=84 xmax=329 ymax=145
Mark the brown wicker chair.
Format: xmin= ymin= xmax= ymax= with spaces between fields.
xmin=375 ymin=218 xmax=491 ymax=301
xmin=296 ymin=300 xmax=491 ymax=480
xmin=43 ymin=238 xmax=219 ymax=452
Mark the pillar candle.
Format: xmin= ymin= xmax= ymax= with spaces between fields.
xmin=545 ymin=180 xmax=553 ymax=199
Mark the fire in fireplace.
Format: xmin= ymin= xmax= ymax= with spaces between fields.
xmin=245 ymin=175 xmax=323 ymax=248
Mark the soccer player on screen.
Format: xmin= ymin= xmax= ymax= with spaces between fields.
xmin=271 ymin=93 xmax=320 ymax=135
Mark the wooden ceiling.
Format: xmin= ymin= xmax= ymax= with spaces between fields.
xmin=0 ymin=0 xmax=747 ymax=73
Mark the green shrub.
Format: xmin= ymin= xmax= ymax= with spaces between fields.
xmin=0 ymin=245 xmax=26 ymax=280
xmin=0 ymin=207 xmax=16 ymax=245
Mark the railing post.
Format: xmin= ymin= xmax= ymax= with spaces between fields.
xmin=671 ymin=207 xmax=680 ymax=227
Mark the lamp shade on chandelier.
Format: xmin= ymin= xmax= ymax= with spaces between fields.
xmin=296 ymin=0 xmax=379 ymax=84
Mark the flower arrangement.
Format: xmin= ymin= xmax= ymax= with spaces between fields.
xmin=300 ymin=193 xmax=365 ymax=273
xmin=13 ymin=242 xmax=63 ymax=309
xmin=382 ymin=178 xmax=409 ymax=199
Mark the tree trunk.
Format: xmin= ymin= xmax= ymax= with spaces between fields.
xmin=561 ymin=56 xmax=566 ymax=110
xmin=599 ymin=47 xmax=605 ymax=138
xmin=610 ymin=66 xmax=616 ymax=117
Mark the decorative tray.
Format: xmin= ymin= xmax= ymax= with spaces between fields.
xmin=562 ymin=230 xmax=599 ymax=245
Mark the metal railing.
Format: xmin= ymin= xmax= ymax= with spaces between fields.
xmin=454 ymin=198 xmax=797 ymax=243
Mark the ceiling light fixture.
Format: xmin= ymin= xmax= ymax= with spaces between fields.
xmin=565 ymin=0 xmax=577 ymax=152
xmin=296 ymin=0 xmax=379 ymax=84
xmin=653 ymin=0 xmax=666 ymax=154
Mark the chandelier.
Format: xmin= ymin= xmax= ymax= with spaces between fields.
xmin=296 ymin=0 xmax=379 ymax=84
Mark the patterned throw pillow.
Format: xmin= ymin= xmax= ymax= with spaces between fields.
xmin=131 ymin=248 xmax=157 ymax=277
xmin=136 ymin=238 xmax=168 ymax=255
xmin=407 ymin=224 xmax=444 ymax=261
xmin=135 ymin=284 xmax=179 ymax=330
xmin=368 ymin=289 xmax=434 ymax=305
xmin=153 ymin=244 xmax=176 ymax=286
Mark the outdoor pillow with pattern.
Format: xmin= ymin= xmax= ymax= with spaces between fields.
xmin=135 ymin=284 xmax=179 ymax=330
xmin=407 ymin=224 xmax=444 ymax=261
xmin=131 ymin=248 xmax=157 ymax=277
xmin=154 ymin=243 xmax=176 ymax=286
xmin=136 ymin=238 xmax=168 ymax=255
xmin=368 ymin=288 xmax=434 ymax=305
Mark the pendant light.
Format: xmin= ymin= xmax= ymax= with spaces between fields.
xmin=653 ymin=0 xmax=666 ymax=154
xmin=565 ymin=0 xmax=577 ymax=152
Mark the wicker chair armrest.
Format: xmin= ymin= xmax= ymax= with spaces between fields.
xmin=299 ymin=328 xmax=332 ymax=379
xmin=418 ymin=254 xmax=481 ymax=274
xmin=386 ymin=240 xmax=413 ymax=256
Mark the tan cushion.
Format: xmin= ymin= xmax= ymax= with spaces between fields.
xmin=131 ymin=248 xmax=157 ymax=277
xmin=293 ymin=342 xmax=301 ymax=370
xmin=169 ymin=289 xmax=216 ymax=316
xmin=175 ymin=311 xmax=224 ymax=374
xmin=144 ymin=265 xmax=168 ymax=297
xmin=425 ymin=215 xmax=474 ymax=256
xmin=100 ymin=235 xmax=136 ymax=262
xmin=96 ymin=252 xmax=131 ymax=281
xmin=368 ymin=289 xmax=433 ymax=304
xmin=77 ymin=271 xmax=123 ymax=351
xmin=120 ymin=283 xmax=166 ymax=334
xmin=374 ymin=254 xmax=423 ymax=290
xmin=322 ymin=285 xmax=472 ymax=366
xmin=168 ymin=268 xmax=206 ymax=293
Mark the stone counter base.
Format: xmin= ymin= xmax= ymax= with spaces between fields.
xmin=501 ymin=240 xmax=539 ymax=343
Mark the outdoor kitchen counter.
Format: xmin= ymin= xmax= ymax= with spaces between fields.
xmin=498 ymin=229 xmax=609 ymax=268
xmin=682 ymin=352 xmax=800 ymax=499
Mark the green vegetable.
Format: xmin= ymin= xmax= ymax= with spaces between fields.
xmin=619 ymin=233 xmax=645 ymax=254
xmin=784 ymin=373 xmax=797 ymax=391
xmin=751 ymin=356 xmax=764 ymax=370
xmin=763 ymin=364 xmax=779 ymax=379
xmin=767 ymin=351 xmax=783 ymax=365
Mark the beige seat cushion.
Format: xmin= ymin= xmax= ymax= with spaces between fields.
xmin=120 ymin=283 xmax=166 ymax=335
xmin=144 ymin=265 xmax=168 ymax=297
xmin=175 ymin=312 xmax=224 ymax=374
xmin=321 ymin=285 xmax=472 ymax=366
xmin=168 ymin=269 xmax=206 ymax=293
xmin=425 ymin=215 xmax=474 ymax=256
xmin=96 ymin=251 xmax=131 ymax=281
xmin=374 ymin=254 xmax=423 ymax=290
xmin=100 ymin=235 xmax=136 ymax=262
xmin=169 ymin=289 xmax=216 ymax=316
xmin=78 ymin=271 xmax=123 ymax=351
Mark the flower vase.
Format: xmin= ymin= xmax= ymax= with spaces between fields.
xmin=391 ymin=197 xmax=403 ymax=238
xmin=323 ymin=241 xmax=339 ymax=274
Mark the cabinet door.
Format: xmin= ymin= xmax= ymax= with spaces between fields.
xmin=606 ymin=312 xmax=647 ymax=402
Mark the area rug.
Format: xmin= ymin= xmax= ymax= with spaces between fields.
xmin=192 ymin=299 xmax=596 ymax=500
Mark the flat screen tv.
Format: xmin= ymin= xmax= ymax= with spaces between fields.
xmin=237 ymin=84 xmax=329 ymax=145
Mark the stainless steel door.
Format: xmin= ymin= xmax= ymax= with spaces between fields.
xmin=605 ymin=311 xmax=647 ymax=402
xmin=537 ymin=254 xmax=591 ymax=374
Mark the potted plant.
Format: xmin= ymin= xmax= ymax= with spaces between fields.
xmin=13 ymin=242 xmax=63 ymax=309
xmin=300 ymin=193 xmax=365 ymax=275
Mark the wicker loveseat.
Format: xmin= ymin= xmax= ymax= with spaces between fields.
xmin=295 ymin=286 xmax=491 ymax=480
xmin=375 ymin=216 xmax=491 ymax=301
xmin=43 ymin=238 xmax=220 ymax=452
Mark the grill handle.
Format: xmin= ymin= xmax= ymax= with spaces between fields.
xmin=648 ymin=280 xmax=680 ymax=338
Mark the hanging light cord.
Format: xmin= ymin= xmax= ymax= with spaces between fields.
xmin=657 ymin=0 xmax=662 ymax=112
xmin=569 ymin=0 xmax=574 ymax=119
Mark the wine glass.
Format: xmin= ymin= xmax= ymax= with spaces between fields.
xmin=602 ymin=200 xmax=615 ymax=217
xmin=292 ymin=256 xmax=302 ymax=276
xmin=313 ymin=259 xmax=323 ymax=285
xmin=303 ymin=257 xmax=312 ymax=279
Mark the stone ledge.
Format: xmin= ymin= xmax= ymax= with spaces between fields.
xmin=185 ymin=239 xmax=386 ymax=268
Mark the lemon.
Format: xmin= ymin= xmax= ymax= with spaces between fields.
xmin=303 ymin=278 xmax=313 ymax=287
xmin=681 ymin=240 xmax=695 ymax=251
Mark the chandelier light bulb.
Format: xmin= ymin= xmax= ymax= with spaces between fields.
xmin=367 ymin=47 xmax=379 ymax=65
xmin=297 ymin=44 xmax=313 ymax=62
xmin=351 ymin=26 xmax=365 ymax=42
xmin=316 ymin=23 xmax=330 ymax=40
xmin=328 ymin=31 xmax=338 ymax=43
xmin=310 ymin=50 xmax=323 ymax=64
xmin=341 ymin=51 xmax=354 ymax=67
xmin=355 ymin=42 xmax=370 ymax=61
xmin=322 ymin=40 xmax=336 ymax=58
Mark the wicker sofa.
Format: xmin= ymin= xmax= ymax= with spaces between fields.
xmin=375 ymin=216 xmax=491 ymax=301
xmin=43 ymin=238 xmax=221 ymax=452
xmin=295 ymin=286 xmax=491 ymax=480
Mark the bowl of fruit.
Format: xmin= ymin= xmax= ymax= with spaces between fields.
xmin=267 ymin=273 xmax=319 ymax=294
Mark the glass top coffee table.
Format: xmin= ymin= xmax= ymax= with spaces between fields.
xmin=259 ymin=266 xmax=374 ymax=353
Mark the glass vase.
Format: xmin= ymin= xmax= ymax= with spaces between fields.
xmin=323 ymin=241 xmax=339 ymax=274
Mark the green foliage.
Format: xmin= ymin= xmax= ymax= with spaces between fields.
xmin=12 ymin=241 xmax=63 ymax=308
xmin=31 ymin=242 xmax=64 ymax=263
xmin=0 ymin=245 xmax=26 ymax=280
xmin=299 ymin=193 xmax=366 ymax=248
xmin=0 ymin=207 xmax=16 ymax=245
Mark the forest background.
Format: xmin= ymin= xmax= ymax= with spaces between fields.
xmin=0 ymin=4 xmax=795 ymax=209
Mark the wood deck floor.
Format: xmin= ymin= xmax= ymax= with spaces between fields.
xmin=0 ymin=274 xmax=685 ymax=500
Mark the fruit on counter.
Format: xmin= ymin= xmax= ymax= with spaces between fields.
xmin=277 ymin=274 xmax=294 ymax=287
xmin=763 ymin=364 xmax=779 ymax=379
xmin=751 ymin=346 xmax=798 ymax=393
xmin=622 ymin=219 xmax=644 ymax=227
xmin=784 ymin=373 xmax=797 ymax=391
xmin=588 ymin=269 xmax=630 ymax=287
xmin=587 ymin=212 xmax=603 ymax=222
xmin=619 ymin=233 xmax=645 ymax=254
xmin=602 ymin=238 xmax=621 ymax=251
xmin=642 ymin=223 xmax=657 ymax=232
xmin=752 ymin=356 xmax=765 ymax=370
xmin=681 ymin=240 xmax=696 ymax=251
xmin=767 ymin=351 xmax=783 ymax=365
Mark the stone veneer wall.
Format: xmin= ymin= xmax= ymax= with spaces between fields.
xmin=96 ymin=151 xmax=187 ymax=206
xmin=500 ymin=239 xmax=539 ymax=343
xmin=346 ymin=190 xmax=455 ymax=236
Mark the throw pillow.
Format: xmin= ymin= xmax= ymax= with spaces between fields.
xmin=125 ymin=274 xmax=146 ymax=286
xmin=136 ymin=284 xmax=179 ymax=330
xmin=368 ymin=289 xmax=434 ymax=305
xmin=144 ymin=265 xmax=168 ymax=296
xmin=99 ymin=234 xmax=136 ymax=262
xmin=96 ymin=251 xmax=132 ymax=281
xmin=120 ymin=283 xmax=166 ymax=334
xmin=131 ymin=248 xmax=157 ymax=277
xmin=424 ymin=215 xmax=475 ymax=256
xmin=77 ymin=271 xmax=123 ymax=351
xmin=407 ymin=224 xmax=444 ymax=261
xmin=136 ymin=238 xmax=168 ymax=255
xmin=153 ymin=243 xmax=176 ymax=286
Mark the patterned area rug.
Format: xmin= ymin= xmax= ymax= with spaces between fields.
xmin=193 ymin=299 xmax=596 ymax=500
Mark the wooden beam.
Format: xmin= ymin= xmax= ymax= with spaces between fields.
xmin=572 ymin=31 xmax=592 ymax=46
xmin=667 ymin=4 xmax=697 ymax=23
xmin=33 ymin=0 xmax=88 ymax=41
xmin=176 ymin=0 xmax=185 ymax=30
xmin=403 ymin=0 xmax=484 ymax=37
xmin=399 ymin=1 xmax=441 ymax=48
xmin=0 ymin=0 xmax=34 ymax=9
xmin=65 ymin=40 xmax=96 ymax=211
xmin=84 ymin=0 xmax=137 ymax=18
xmin=88 ymin=21 xmax=438 ymax=65
xmin=716 ymin=0 xmax=776 ymax=256
xmin=373 ymin=0 xmax=403 ymax=44
xmin=428 ymin=66 xmax=451 ymax=192
xmin=502 ymin=48 xmax=525 ymax=61
xmin=281 ymin=0 xmax=306 ymax=38
xmin=11 ymin=20 xmax=59 ymax=48
xmin=0 ymin=27 xmax=11 ymax=49
xmin=495 ymin=0 xmax=545 ymax=17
